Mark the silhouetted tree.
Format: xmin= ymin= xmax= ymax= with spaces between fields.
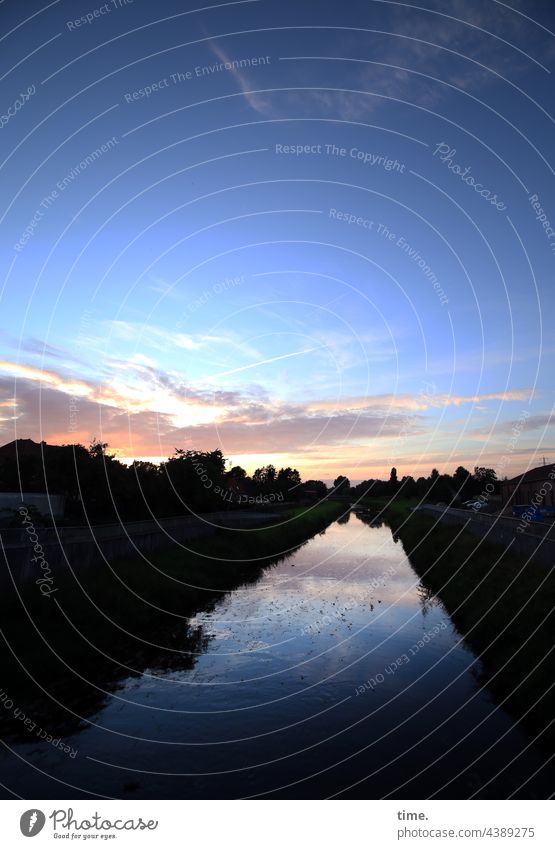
xmin=473 ymin=466 xmax=498 ymax=494
xmin=252 ymin=464 xmax=277 ymax=492
xmin=333 ymin=475 xmax=351 ymax=495
xmin=399 ymin=475 xmax=417 ymax=498
xmin=453 ymin=465 xmax=472 ymax=499
xmin=276 ymin=467 xmax=301 ymax=496
xmin=227 ymin=465 xmax=247 ymax=481
xmin=88 ymin=439 xmax=112 ymax=460
xmin=301 ymin=480 xmax=328 ymax=500
xmin=351 ymin=479 xmax=377 ymax=499
xmin=162 ymin=449 xmax=227 ymax=513
xmin=389 ymin=467 xmax=399 ymax=493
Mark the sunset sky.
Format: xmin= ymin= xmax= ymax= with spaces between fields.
xmin=1 ymin=0 xmax=554 ymax=482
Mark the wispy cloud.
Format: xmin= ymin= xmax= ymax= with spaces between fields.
xmin=306 ymin=389 xmax=533 ymax=415
xmin=203 ymin=346 xmax=322 ymax=380
xmin=104 ymin=320 xmax=263 ymax=364
xmin=209 ymin=40 xmax=276 ymax=116
xmin=237 ymin=1 xmax=555 ymax=123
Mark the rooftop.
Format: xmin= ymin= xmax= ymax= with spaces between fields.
xmin=503 ymin=463 xmax=555 ymax=486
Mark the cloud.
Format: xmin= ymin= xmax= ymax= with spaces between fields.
xmin=0 ymin=360 xmax=96 ymax=399
xmin=146 ymin=274 xmax=187 ymax=302
xmin=0 ymin=352 xmax=534 ymax=421
xmin=209 ymin=40 xmax=276 ymax=116
xmin=0 ymin=354 xmax=275 ymax=439
xmin=0 ymin=373 xmax=413 ymax=460
xmin=0 ymin=333 xmax=91 ymax=370
xmin=225 ymin=2 xmax=555 ymax=123
xmin=203 ymin=346 xmax=322 ymax=380
xmin=0 ymin=377 xmax=175 ymax=457
xmin=103 ymin=320 xmax=263 ymax=364
xmin=306 ymin=389 xmax=533 ymax=415
xmin=1 ymin=363 xmax=546 ymax=483
xmin=473 ymin=412 xmax=554 ymax=438
xmin=0 ymin=344 xmax=538 ymax=470
xmin=107 ymin=320 xmax=204 ymax=352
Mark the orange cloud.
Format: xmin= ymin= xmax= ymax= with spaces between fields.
xmin=0 ymin=354 xmax=539 ymax=480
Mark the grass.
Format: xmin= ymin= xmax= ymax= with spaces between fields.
xmin=370 ymin=498 xmax=555 ymax=752
xmin=356 ymin=496 xmax=418 ymax=516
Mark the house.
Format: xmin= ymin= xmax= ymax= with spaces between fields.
xmin=0 ymin=438 xmax=66 ymax=461
xmin=500 ymin=463 xmax=555 ymax=511
xmin=0 ymin=439 xmax=71 ymax=518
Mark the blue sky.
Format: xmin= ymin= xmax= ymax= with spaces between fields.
xmin=0 ymin=0 xmax=554 ymax=481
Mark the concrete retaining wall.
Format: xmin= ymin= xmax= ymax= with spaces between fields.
xmin=0 ymin=492 xmax=66 ymax=518
xmin=417 ymin=505 xmax=555 ymax=567
xmin=0 ymin=510 xmax=281 ymax=591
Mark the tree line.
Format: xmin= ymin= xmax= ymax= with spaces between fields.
xmin=0 ymin=437 xmax=499 ymax=525
xmin=0 ymin=440 xmax=327 ymax=524
xmin=348 ymin=465 xmax=498 ymax=503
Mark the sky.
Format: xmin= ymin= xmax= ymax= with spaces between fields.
xmin=0 ymin=0 xmax=554 ymax=483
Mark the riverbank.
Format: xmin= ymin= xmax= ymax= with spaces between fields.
xmin=2 ymin=505 xmax=551 ymax=800
xmin=0 ymin=508 xmax=295 ymax=593
xmin=368 ymin=498 xmax=554 ymax=752
xmin=0 ymin=501 xmax=344 ymax=730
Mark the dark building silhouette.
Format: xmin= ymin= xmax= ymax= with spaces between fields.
xmin=500 ymin=463 xmax=555 ymax=510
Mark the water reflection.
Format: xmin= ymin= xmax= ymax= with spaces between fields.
xmin=0 ymin=537 xmax=314 ymax=743
xmin=0 ymin=513 xmax=552 ymax=799
xmin=417 ymin=582 xmax=441 ymax=618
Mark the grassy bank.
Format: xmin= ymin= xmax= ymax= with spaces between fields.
xmin=373 ymin=499 xmax=554 ymax=752
xmin=0 ymin=501 xmax=344 ymax=732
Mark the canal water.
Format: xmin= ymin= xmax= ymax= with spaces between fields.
xmin=0 ymin=512 xmax=552 ymax=798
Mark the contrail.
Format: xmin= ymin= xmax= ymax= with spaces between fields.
xmin=204 ymin=347 xmax=321 ymax=380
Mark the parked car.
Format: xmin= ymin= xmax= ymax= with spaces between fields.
xmin=463 ymin=499 xmax=488 ymax=510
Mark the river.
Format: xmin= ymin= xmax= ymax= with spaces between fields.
xmin=0 ymin=511 xmax=552 ymax=798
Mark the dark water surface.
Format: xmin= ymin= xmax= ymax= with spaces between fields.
xmin=0 ymin=513 xmax=552 ymax=798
